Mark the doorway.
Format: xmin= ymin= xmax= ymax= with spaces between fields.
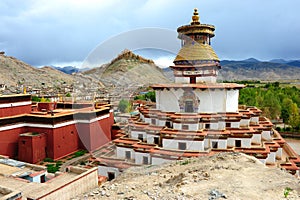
xmin=107 ymin=172 xmax=115 ymax=181
xmin=235 ymin=140 xmax=242 ymax=147
xmin=185 ymin=100 xmax=194 ymax=113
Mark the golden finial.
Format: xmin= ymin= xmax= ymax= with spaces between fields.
xmin=191 ymin=8 xmax=200 ymax=25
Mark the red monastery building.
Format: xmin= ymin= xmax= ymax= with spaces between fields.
xmin=0 ymin=94 xmax=114 ymax=163
xmin=96 ymin=9 xmax=300 ymax=178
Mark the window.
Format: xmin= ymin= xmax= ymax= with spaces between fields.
xmin=125 ymin=151 xmax=131 ymax=159
xmin=235 ymin=140 xmax=242 ymax=147
xmin=182 ymin=125 xmax=189 ymax=130
xmin=165 ymin=121 xmax=172 ymax=128
xmin=138 ymin=134 xmax=143 ymax=141
xmin=190 ymin=77 xmax=196 ymax=84
xmin=178 ymin=142 xmax=187 ymax=150
xmin=151 ymin=118 xmax=156 ymax=125
xmin=107 ymin=172 xmax=115 ymax=181
xmin=226 ymin=123 xmax=231 ymax=128
xmin=143 ymin=156 xmax=149 ymax=164
xmin=212 ymin=141 xmax=218 ymax=149
xmin=154 ymin=137 xmax=159 ymax=145
xmin=205 ymin=123 xmax=210 ymax=129
xmin=40 ymin=175 xmax=46 ymax=183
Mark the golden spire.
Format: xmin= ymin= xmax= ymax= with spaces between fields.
xmin=191 ymin=8 xmax=200 ymax=25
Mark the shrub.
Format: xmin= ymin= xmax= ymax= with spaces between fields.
xmin=43 ymin=158 xmax=54 ymax=162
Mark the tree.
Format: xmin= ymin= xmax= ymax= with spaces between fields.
xmin=281 ymin=98 xmax=294 ymax=124
xmin=66 ymin=92 xmax=71 ymax=97
xmin=262 ymin=91 xmax=281 ymax=119
xmin=289 ymin=103 xmax=300 ymax=131
xmin=118 ymin=99 xmax=130 ymax=113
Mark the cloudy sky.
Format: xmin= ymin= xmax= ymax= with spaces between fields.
xmin=1 ymin=0 xmax=300 ymax=67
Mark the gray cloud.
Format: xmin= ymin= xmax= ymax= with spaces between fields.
xmin=0 ymin=0 xmax=299 ymax=67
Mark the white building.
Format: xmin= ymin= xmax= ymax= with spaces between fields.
xmin=98 ymin=8 xmax=300 ymax=178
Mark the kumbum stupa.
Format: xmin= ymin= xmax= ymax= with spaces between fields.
xmin=94 ymin=9 xmax=300 ymax=179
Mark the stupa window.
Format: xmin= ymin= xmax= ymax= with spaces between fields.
xmin=182 ymin=125 xmax=189 ymax=130
xmin=125 ymin=151 xmax=131 ymax=159
xmin=143 ymin=156 xmax=149 ymax=164
xmin=138 ymin=134 xmax=143 ymax=141
xmin=212 ymin=141 xmax=218 ymax=149
xmin=178 ymin=142 xmax=187 ymax=150
xmin=235 ymin=140 xmax=242 ymax=147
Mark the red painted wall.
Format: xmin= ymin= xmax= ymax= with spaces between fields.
xmin=51 ymin=125 xmax=80 ymax=160
xmin=18 ymin=133 xmax=47 ymax=163
xmin=0 ymin=127 xmax=26 ymax=158
xmin=0 ymin=110 xmax=114 ymax=162
xmin=0 ymin=104 xmax=31 ymax=118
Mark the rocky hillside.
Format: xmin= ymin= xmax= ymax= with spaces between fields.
xmin=76 ymin=153 xmax=300 ymax=200
xmin=82 ymin=50 xmax=170 ymax=100
xmin=0 ymin=54 xmax=74 ymax=90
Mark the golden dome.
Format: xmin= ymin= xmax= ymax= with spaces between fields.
xmin=174 ymin=42 xmax=219 ymax=62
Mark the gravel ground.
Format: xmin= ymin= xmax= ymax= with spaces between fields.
xmin=75 ymin=153 xmax=300 ymax=200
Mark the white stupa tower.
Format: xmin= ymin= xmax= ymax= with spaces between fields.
xmin=97 ymin=9 xmax=300 ymax=178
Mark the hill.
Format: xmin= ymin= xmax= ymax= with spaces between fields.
xmin=82 ymin=50 xmax=171 ymax=100
xmin=0 ymin=54 xmax=75 ymax=94
xmin=219 ymin=60 xmax=300 ymax=81
xmin=76 ymin=153 xmax=300 ymax=199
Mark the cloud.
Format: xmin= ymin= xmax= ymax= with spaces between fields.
xmin=0 ymin=0 xmax=300 ymax=66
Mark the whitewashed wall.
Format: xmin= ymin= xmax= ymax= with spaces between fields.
xmin=145 ymin=118 xmax=151 ymax=124
xmin=226 ymin=90 xmax=239 ymax=112
xmin=241 ymin=138 xmax=251 ymax=148
xmin=156 ymin=88 xmax=239 ymax=113
xmin=158 ymin=119 xmax=166 ymax=126
xmin=218 ymin=121 xmax=225 ymax=130
xmin=251 ymin=134 xmax=261 ymax=144
xmin=227 ymin=138 xmax=251 ymax=148
xmin=173 ymin=123 xmax=199 ymax=131
xmin=175 ymin=77 xmax=190 ymax=83
xmin=26 ymin=172 xmax=46 ymax=183
xmin=240 ymin=119 xmax=250 ymax=127
xmin=116 ymin=146 xmax=135 ymax=160
xmin=196 ymin=76 xmax=217 ymax=83
xmin=276 ymin=148 xmax=282 ymax=159
xmin=262 ymin=131 xmax=272 ymax=141
xmin=266 ymin=152 xmax=276 ymax=164
xmin=209 ymin=139 xmax=227 ymax=149
xmin=231 ymin=122 xmax=240 ymax=128
xmin=135 ymin=152 xmax=151 ymax=165
xmin=98 ymin=166 xmax=121 ymax=178
xmin=250 ymin=116 xmax=259 ymax=124
xmin=146 ymin=134 xmax=157 ymax=144
xmin=131 ymin=130 xmax=146 ymax=141
xmin=210 ymin=122 xmax=219 ymax=129
xmin=162 ymin=139 xmax=204 ymax=151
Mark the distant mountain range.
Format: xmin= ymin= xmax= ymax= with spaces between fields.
xmin=218 ymin=59 xmax=300 ymax=81
xmin=54 ymin=57 xmax=300 ymax=81
xmin=1 ymin=50 xmax=299 ymax=96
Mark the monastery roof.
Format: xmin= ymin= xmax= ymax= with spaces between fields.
xmin=152 ymin=83 xmax=245 ymax=90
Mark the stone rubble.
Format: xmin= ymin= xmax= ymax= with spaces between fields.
xmin=76 ymin=153 xmax=300 ymax=200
